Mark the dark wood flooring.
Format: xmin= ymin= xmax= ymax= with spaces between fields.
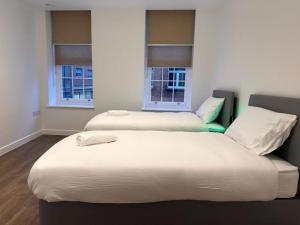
xmin=0 ymin=135 xmax=65 ymax=225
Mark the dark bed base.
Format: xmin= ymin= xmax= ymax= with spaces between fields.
xmin=40 ymin=198 xmax=300 ymax=225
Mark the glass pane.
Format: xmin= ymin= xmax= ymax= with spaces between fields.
xmin=174 ymin=89 xmax=185 ymax=102
xmin=151 ymin=68 xmax=162 ymax=80
xmin=84 ymin=79 xmax=93 ymax=88
xmin=168 ymin=80 xmax=174 ymax=87
xmin=84 ymin=89 xmax=93 ymax=100
xmin=162 ymin=68 xmax=169 ymax=80
xmin=162 ymin=81 xmax=173 ymax=102
xmin=74 ymin=67 xmax=83 ymax=78
xmin=151 ymin=81 xmax=162 ymax=102
xmin=62 ymin=78 xmax=72 ymax=98
xmin=178 ymin=73 xmax=185 ymax=81
xmin=178 ymin=81 xmax=185 ymax=87
xmin=73 ymin=79 xmax=83 ymax=88
xmin=168 ymin=72 xmax=174 ymax=81
xmin=73 ymin=89 xmax=84 ymax=99
xmin=62 ymin=65 xmax=72 ymax=78
xmin=85 ymin=67 xmax=93 ymax=78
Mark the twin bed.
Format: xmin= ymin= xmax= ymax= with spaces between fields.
xmin=84 ymin=90 xmax=235 ymax=132
xmin=28 ymin=93 xmax=300 ymax=225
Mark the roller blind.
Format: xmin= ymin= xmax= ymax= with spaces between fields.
xmin=52 ymin=11 xmax=92 ymax=66
xmin=51 ymin=11 xmax=91 ymax=44
xmin=148 ymin=46 xmax=192 ymax=67
xmin=146 ymin=10 xmax=195 ymax=67
xmin=147 ymin=10 xmax=195 ymax=45
xmin=55 ymin=45 xmax=92 ymax=66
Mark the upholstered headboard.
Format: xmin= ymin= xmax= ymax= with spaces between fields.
xmin=212 ymin=90 xmax=235 ymax=128
xmin=249 ymin=94 xmax=300 ymax=170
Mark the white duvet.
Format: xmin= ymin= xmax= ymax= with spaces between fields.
xmin=84 ymin=111 xmax=225 ymax=133
xmin=28 ymin=131 xmax=278 ymax=203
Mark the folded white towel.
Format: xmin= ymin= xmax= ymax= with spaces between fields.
xmin=76 ymin=133 xmax=117 ymax=146
xmin=107 ymin=110 xmax=129 ymax=116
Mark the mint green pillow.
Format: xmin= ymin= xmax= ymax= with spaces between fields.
xmin=196 ymin=97 xmax=225 ymax=123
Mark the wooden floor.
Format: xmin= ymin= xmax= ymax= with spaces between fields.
xmin=0 ymin=135 xmax=65 ymax=225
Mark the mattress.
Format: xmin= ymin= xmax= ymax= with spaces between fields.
xmin=266 ymin=155 xmax=299 ymax=198
xmin=84 ymin=111 xmax=225 ymax=133
xmin=28 ymin=131 xmax=278 ymax=203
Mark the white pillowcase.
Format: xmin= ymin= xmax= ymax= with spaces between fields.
xmin=225 ymin=106 xmax=297 ymax=156
xmin=196 ymin=97 xmax=225 ymax=123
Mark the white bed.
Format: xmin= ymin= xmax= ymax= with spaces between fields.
xmin=28 ymin=131 xmax=298 ymax=204
xmin=84 ymin=90 xmax=235 ymax=133
xmin=84 ymin=111 xmax=226 ymax=133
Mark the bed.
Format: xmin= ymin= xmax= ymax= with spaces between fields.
xmin=29 ymin=94 xmax=300 ymax=225
xmin=84 ymin=90 xmax=235 ymax=132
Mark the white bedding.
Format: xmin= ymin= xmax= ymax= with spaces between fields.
xmin=84 ymin=111 xmax=225 ymax=133
xmin=266 ymin=155 xmax=299 ymax=198
xmin=28 ymin=131 xmax=278 ymax=203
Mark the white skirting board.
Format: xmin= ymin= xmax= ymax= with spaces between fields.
xmin=0 ymin=131 xmax=42 ymax=157
xmin=0 ymin=129 xmax=80 ymax=157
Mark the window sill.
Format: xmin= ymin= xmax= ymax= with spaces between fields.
xmin=47 ymin=104 xmax=95 ymax=109
xmin=142 ymin=107 xmax=192 ymax=112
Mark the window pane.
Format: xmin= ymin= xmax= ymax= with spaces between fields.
xmin=84 ymin=89 xmax=93 ymax=99
xmin=178 ymin=81 xmax=185 ymax=87
xmin=62 ymin=65 xmax=72 ymax=77
xmin=174 ymin=89 xmax=185 ymax=102
xmin=62 ymin=78 xmax=72 ymax=98
xmin=162 ymin=82 xmax=173 ymax=102
xmin=85 ymin=67 xmax=93 ymax=78
xmin=168 ymin=80 xmax=174 ymax=87
xmin=151 ymin=81 xmax=162 ymax=102
xmin=178 ymin=73 xmax=185 ymax=81
xmin=74 ymin=67 xmax=83 ymax=78
xmin=74 ymin=89 xmax=84 ymax=99
xmin=151 ymin=68 xmax=162 ymax=80
xmin=84 ymin=79 xmax=93 ymax=88
xmin=73 ymin=79 xmax=83 ymax=88
xmin=162 ymin=68 xmax=169 ymax=80
xmin=168 ymin=72 xmax=174 ymax=81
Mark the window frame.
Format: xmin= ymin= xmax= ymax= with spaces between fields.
xmin=143 ymin=67 xmax=192 ymax=111
xmin=55 ymin=65 xmax=94 ymax=107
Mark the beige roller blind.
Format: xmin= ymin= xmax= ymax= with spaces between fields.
xmin=52 ymin=11 xmax=91 ymax=44
xmin=148 ymin=46 xmax=192 ymax=67
xmin=55 ymin=45 xmax=92 ymax=66
xmin=146 ymin=10 xmax=195 ymax=67
xmin=147 ymin=10 xmax=195 ymax=45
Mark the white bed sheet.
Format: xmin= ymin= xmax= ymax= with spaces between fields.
xmin=28 ymin=131 xmax=278 ymax=203
xmin=84 ymin=111 xmax=225 ymax=133
xmin=266 ymin=155 xmax=299 ymax=198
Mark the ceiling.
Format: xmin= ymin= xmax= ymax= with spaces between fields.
xmin=23 ymin=0 xmax=224 ymax=10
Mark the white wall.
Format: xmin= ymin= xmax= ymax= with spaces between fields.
xmin=0 ymin=0 xmax=42 ymax=150
xmin=192 ymin=10 xmax=218 ymax=110
xmin=211 ymin=0 xmax=300 ymax=114
xmin=40 ymin=9 xmax=216 ymax=131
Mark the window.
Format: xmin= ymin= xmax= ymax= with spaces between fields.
xmin=56 ymin=65 xmax=93 ymax=104
xmin=49 ymin=11 xmax=93 ymax=107
xmin=144 ymin=10 xmax=195 ymax=111
xmin=144 ymin=67 xmax=192 ymax=111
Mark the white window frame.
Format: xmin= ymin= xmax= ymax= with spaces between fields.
xmin=55 ymin=65 xmax=94 ymax=107
xmin=143 ymin=67 xmax=192 ymax=111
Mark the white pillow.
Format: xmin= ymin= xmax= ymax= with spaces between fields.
xmin=225 ymin=106 xmax=297 ymax=156
xmin=196 ymin=97 xmax=225 ymax=123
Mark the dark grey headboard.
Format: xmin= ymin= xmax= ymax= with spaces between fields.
xmin=212 ymin=90 xmax=235 ymax=128
xmin=249 ymin=95 xmax=300 ymax=169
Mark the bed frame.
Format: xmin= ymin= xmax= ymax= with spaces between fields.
xmin=39 ymin=94 xmax=300 ymax=225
